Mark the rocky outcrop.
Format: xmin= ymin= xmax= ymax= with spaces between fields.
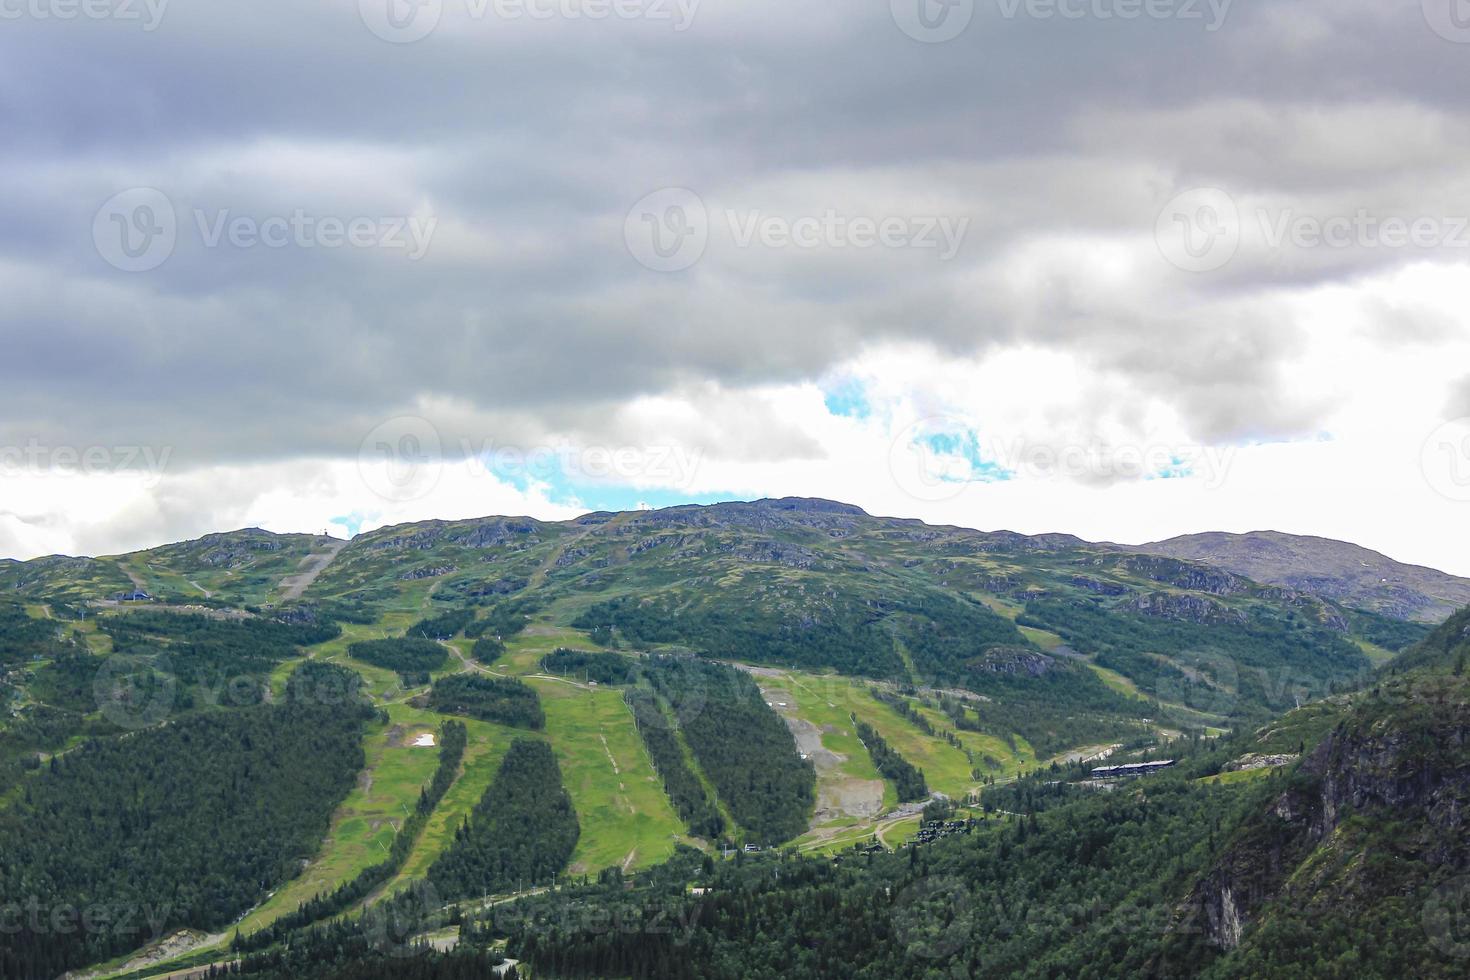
xmin=399 ymin=564 xmax=456 ymax=581
xmin=970 ymin=646 xmax=1056 ymax=678
xmin=1116 ymin=554 xmax=1248 ymax=596
xmin=1069 ymin=576 xmax=1129 ymax=596
xmin=1186 ymin=677 xmax=1470 ymax=950
xmin=1124 ymin=591 xmax=1248 ymax=626
xmin=1259 ymin=588 xmax=1350 ymax=632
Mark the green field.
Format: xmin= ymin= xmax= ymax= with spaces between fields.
xmin=233 ymin=705 xmax=443 ymax=935
xmin=533 ymin=678 xmax=683 ymax=875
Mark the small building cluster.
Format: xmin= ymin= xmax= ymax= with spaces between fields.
xmin=907 ymin=818 xmax=975 ymax=847
xmin=1089 ymin=760 xmax=1175 ymax=779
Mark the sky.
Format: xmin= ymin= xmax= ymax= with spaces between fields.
xmin=2 ymin=0 xmax=1470 ymax=575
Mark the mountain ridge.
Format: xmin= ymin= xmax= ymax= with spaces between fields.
xmin=4 ymin=498 xmax=1466 ymax=626
xmin=1132 ymin=529 xmax=1470 ymax=623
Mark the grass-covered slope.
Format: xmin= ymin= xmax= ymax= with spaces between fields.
xmin=645 ymin=656 xmax=816 ymax=844
xmin=426 ymin=738 xmax=579 ymax=900
xmin=0 ymin=662 xmax=373 ymax=978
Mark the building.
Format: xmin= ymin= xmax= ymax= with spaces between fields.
xmin=1089 ymin=760 xmax=1176 ymax=779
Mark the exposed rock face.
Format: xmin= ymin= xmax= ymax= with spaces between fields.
xmin=1225 ymin=753 xmax=1300 ymax=772
xmin=1124 ymin=591 xmax=1248 ymax=626
xmin=1258 ymin=588 xmax=1350 ymax=632
xmin=1069 ymin=576 xmax=1129 ymax=596
xmin=1115 ymin=554 xmax=1248 ymax=596
xmin=399 ymin=564 xmax=456 ymax=581
xmin=1187 ymin=680 xmax=1470 ymax=950
xmin=364 ymin=517 xmax=542 ymax=552
xmin=970 ymin=646 xmax=1056 ymax=678
xmin=1131 ymin=530 xmax=1470 ymax=623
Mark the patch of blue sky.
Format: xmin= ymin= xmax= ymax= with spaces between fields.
xmin=822 ymin=377 xmax=873 ymax=420
xmin=1146 ymin=456 xmax=1195 ymax=481
xmin=918 ymin=429 xmax=1014 ymax=483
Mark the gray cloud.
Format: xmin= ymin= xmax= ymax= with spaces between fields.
xmin=1 ymin=0 xmax=1468 ymax=473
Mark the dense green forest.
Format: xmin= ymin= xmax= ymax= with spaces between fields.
xmin=625 ymin=686 xmax=725 ymax=838
xmin=426 ymin=738 xmax=580 ymax=900
xmin=0 ymin=601 xmax=72 ymax=665
xmin=885 ymin=591 xmax=1032 ymax=682
xmin=482 ymin=774 xmax=1253 ymax=979
xmin=425 ymin=674 xmax=544 ymax=729
xmin=405 ymin=608 xmax=476 ymax=640
xmin=541 ymin=648 xmax=639 ymax=685
xmin=644 ymin=656 xmax=814 ymax=844
xmin=573 ymin=594 xmax=907 ymax=677
xmin=1019 ymin=596 xmax=1371 ymax=720
xmin=97 ymin=612 xmax=340 ymax=711
xmin=852 ymin=717 xmax=927 ymax=802
xmin=464 ymin=600 xmax=536 ymax=641
xmin=0 ymin=662 xmax=372 ymax=977
xmin=348 ymin=637 xmax=450 ymax=673
xmin=235 ymin=720 xmax=468 ymax=952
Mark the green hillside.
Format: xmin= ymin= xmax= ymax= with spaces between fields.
xmin=0 ymin=499 xmax=1462 ymax=978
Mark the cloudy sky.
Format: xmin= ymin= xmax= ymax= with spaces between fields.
xmin=2 ymin=0 xmax=1469 ymax=574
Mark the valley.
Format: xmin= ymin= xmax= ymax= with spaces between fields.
xmin=0 ymin=499 xmax=1464 ymax=979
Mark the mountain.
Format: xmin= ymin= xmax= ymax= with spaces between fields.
xmin=1 ymin=497 xmax=1467 ymax=978
xmin=1131 ymin=530 xmax=1470 ymax=624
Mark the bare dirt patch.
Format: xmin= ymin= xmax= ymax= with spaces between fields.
xmin=756 ymin=679 xmax=884 ymax=825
